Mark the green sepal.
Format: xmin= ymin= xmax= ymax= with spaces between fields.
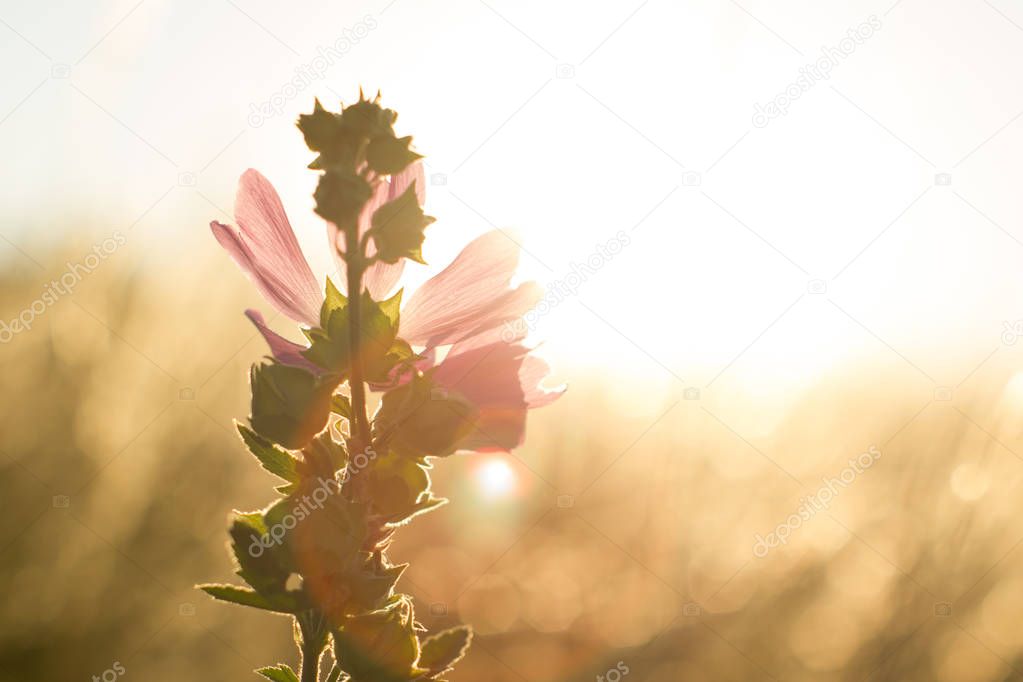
xmin=249 ymin=361 xmax=338 ymax=449
xmin=366 ymin=134 xmax=421 ymax=175
xmin=303 ymin=290 xmax=403 ymax=383
xmin=363 ymin=451 xmax=445 ymax=524
xmin=297 ymin=98 xmax=349 ymax=169
xmin=374 ymin=373 xmax=478 ymax=458
xmin=340 ymin=97 xmax=397 ymax=140
xmin=321 ymin=277 xmax=347 ymax=329
xmin=300 ymin=430 xmax=348 ymax=480
xmin=345 ymin=554 xmax=408 ymax=615
xmin=314 ymin=168 xmax=372 ymax=229
xmin=256 ymin=664 xmax=300 ymax=682
xmin=418 ymin=626 xmax=473 ymax=676
xmin=369 ymin=184 xmax=434 ymax=265
xmin=333 ymin=597 xmax=424 ymax=682
xmin=331 ymin=393 xmax=353 ymax=420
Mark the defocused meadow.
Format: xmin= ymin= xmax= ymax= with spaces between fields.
xmin=3 ymin=236 xmax=1023 ymax=681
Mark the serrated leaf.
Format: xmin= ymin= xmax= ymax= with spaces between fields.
xmin=237 ymin=422 xmax=300 ymax=484
xmin=256 ymin=664 xmax=300 ymax=682
xmin=370 ymin=184 xmax=434 ymax=265
xmin=198 ymin=584 xmax=286 ymax=613
xmin=418 ymin=626 xmax=472 ymax=675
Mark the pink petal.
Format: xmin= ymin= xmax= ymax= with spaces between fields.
xmin=435 ymin=332 xmax=565 ymax=410
xmin=245 ymin=309 xmax=322 ymax=374
xmin=364 ymin=260 xmax=406 ymax=300
xmin=211 ymin=170 xmax=321 ymax=326
xmin=434 ymin=335 xmax=563 ymax=452
xmin=400 ymin=231 xmax=542 ymax=347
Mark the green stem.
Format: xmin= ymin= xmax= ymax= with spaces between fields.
xmin=344 ymin=226 xmax=370 ymax=449
xmin=300 ymin=637 xmax=321 ymax=682
xmin=297 ymin=613 xmax=325 ymax=682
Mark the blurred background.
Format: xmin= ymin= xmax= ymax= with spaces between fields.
xmin=3 ymin=0 xmax=1023 ymax=679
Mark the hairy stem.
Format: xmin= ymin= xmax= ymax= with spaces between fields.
xmin=297 ymin=613 xmax=325 ymax=682
xmin=300 ymin=637 xmax=321 ymax=682
xmin=344 ymin=226 xmax=370 ymax=448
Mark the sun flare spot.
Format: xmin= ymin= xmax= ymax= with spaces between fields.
xmin=474 ymin=457 xmax=517 ymax=499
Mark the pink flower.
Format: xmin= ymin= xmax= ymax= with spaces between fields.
xmin=210 ymin=167 xmax=563 ymax=450
xmin=431 ymin=328 xmax=564 ymax=451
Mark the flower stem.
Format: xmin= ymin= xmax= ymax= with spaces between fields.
xmin=344 ymin=225 xmax=371 ymax=450
xmin=297 ymin=613 xmax=325 ymax=682
xmin=300 ymin=640 xmax=321 ymax=682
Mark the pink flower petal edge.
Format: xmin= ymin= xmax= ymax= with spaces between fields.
xmin=211 ymin=169 xmax=321 ymax=326
xmin=244 ymin=309 xmax=323 ymax=374
xmin=431 ymin=327 xmax=565 ymax=451
xmin=400 ymin=230 xmax=542 ymax=348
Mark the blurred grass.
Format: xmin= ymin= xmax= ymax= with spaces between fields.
xmin=2 ymin=241 xmax=1023 ymax=682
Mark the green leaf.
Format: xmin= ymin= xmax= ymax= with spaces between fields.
xmin=418 ymin=626 xmax=472 ymax=675
xmin=314 ymin=168 xmax=373 ymax=229
xmin=198 ymin=584 xmax=287 ymax=613
xmin=256 ymin=664 xmax=300 ymax=682
xmin=374 ymin=374 xmax=478 ymax=458
xmin=369 ymin=184 xmax=434 ymax=265
xmin=331 ymin=393 xmax=353 ymax=420
xmin=250 ymin=362 xmax=338 ymax=449
xmin=366 ymin=134 xmax=421 ymax=175
xmin=236 ymin=422 xmax=300 ymax=484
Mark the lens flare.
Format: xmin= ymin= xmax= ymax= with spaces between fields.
xmin=474 ymin=457 xmax=517 ymax=499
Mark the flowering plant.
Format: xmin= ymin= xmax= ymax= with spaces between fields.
xmin=199 ymin=93 xmax=563 ymax=682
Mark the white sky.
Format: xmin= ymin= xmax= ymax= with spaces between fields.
xmin=1 ymin=0 xmax=1022 ymax=399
